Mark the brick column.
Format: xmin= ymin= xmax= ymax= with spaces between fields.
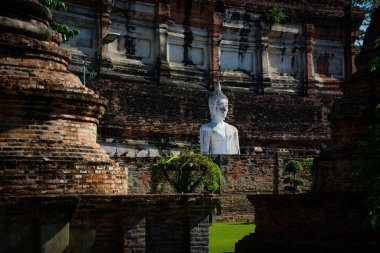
xmin=99 ymin=0 xmax=113 ymax=61
xmin=209 ymin=9 xmax=224 ymax=88
xmin=349 ymin=30 xmax=358 ymax=75
xmin=0 ymin=0 xmax=127 ymax=195
xmin=304 ymin=24 xmax=315 ymax=95
xmin=345 ymin=9 xmax=358 ymax=78
xmin=155 ymin=2 xmax=171 ymax=85
xmin=123 ymin=216 xmax=146 ymax=253
xmin=258 ymin=25 xmax=270 ymax=93
xmin=189 ymin=216 xmax=210 ymax=252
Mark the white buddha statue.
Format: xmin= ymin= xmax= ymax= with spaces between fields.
xmin=200 ymin=82 xmax=240 ymax=155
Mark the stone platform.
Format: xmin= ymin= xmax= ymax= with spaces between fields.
xmin=0 ymin=194 xmax=217 ymax=253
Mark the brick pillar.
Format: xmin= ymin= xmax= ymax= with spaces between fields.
xmin=155 ymin=2 xmax=171 ymax=85
xmin=349 ymin=30 xmax=358 ymax=75
xmin=189 ymin=216 xmax=209 ymax=252
xmin=99 ymin=0 xmax=113 ymax=61
xmin=124 ymin=216 xmax=146 ymax=253
xmin=258 ymin=25 xmax=271 ymax=93
xmin=304 ymin=24 xmax=315 ymax=95
xmin=209 ymin=9 xmax=224 ymax=88
xmin=344 ymin=6 xmax=359 ymax=78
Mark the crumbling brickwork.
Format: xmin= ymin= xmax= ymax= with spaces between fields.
xmin=314 ymin=7 xmax=380 ymax=193
xmin=235 ymin=194 xmax=373 ymax=253
xmin=0 ymin=194 xmax=217 ymax=253
xmin=0 ymin=0 xmax=128 ymax=194
xmin=122 ymin=150 xmax=314 ymax=221
xmin=52 ymin=0 xmax=362 ymax=154
xmin=235 ymin=7 xmax=380 ymax=253
xmin=90 ymin=80 xmax=337 ymax=149
xmin=0 ymin=2 xmax=218 ymax=252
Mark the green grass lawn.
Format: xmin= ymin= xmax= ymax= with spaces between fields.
xmin=209 ymin=222 xmax=255 ymax=253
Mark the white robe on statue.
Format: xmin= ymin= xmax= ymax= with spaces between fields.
xmin=200 ymin=122 xmax=240 ymax=155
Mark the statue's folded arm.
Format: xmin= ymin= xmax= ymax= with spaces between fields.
xmin=200 ymin=127 xmax=211 ymax=155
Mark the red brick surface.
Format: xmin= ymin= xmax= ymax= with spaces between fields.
xmin=0 ymin=0 xmax=127 ymax=195
xmin=89 ymin=80 xmax=338 ymax=149
xmin=122 ymin=151 xmax=314 ymax=221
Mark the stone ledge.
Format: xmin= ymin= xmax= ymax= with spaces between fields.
xmin=0 ymin=193 xmax=218 ymax=204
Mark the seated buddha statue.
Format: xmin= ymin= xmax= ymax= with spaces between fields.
xmin=200 ymin=82 xmax=240 ymax=155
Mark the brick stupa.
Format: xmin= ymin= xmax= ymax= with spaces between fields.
xmin=0 ymin=0 xmax=127 ymax=195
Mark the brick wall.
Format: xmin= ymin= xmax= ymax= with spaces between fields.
xmin=235 ymin=194 xmax=376 ymax=253
xmin=313 ymin=7 xmax=380 ymax=193
xmin=120 ymin=151 xmax=315 ymax=221
xmin=0 ymin=194 xmax=217 ymax=253
xmin=235 ymin=8 xmax=380 ymax=252
xmin=89 ymin=80 xmax=337 ymax=149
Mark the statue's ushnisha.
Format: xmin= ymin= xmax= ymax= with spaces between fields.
xmin=200 ymin=82 xmax=240 ymax=155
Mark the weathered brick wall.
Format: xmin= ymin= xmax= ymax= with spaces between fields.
xmin=235 ymin=194 xmax=375 ymax=253
xmin=89 ymin=80 xmax=337 ymax=149
xmin=121 ymin=151 xmax=314 ymax=221
xmin=0 ymin=195 xmax=217 ymax=253
xmin=313 ymin=8 xmax=380 ymax=193
xmin=0 ymin=0 xmax=128 ymax=195
xmin=235 ymin=8 xmax=380 ymax=253
xmin=57 ymin=0 xmax=362 ymax=155
xmin=0 ymin=162 xmax=126 ymax=195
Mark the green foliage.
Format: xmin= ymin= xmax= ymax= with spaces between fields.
xmin=158 ymin=136 xmax=176 ymax=147
xmin=283 ymin=160 xmax=304 ymax=194
xmin=370 ymin=38 xmax=380 ymax=73
xmin=352 ymin=104 xmax=380 ymax=231
xmin=371 ymin=56 xmax=380 ymax=73
xmin=353 ymin=0 xmax=380 ymax=15
xmin=39 ymin=0 xmax=80 ymax=43
xmin=284 ymin=160 xmax=303 ymax=173
xmin=283 ymin=176 xmax=294 ymax=184
xmin=353 ymin=0 xmax=380 ymax=53
xmin=49 ymin=21 xmax=80 ymax=42
xmin=294 ymin=178 xmax=305 ymax=187
xmin=39 ymin=0 xmax=67 ymax=11
xmin=303 ymin=157 xmax=314 ymax=172
xmin=150 ymin=148 xmax=221 ymax=193
xmin=264 ymin=4 xmax=286 ymax=26
xmin=89 ymin=69 xmax=99 ymax=80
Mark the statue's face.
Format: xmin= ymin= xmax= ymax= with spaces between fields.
xmin=210 ymin=98 xmax=228 ymax=121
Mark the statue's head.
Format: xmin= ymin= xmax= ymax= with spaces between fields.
xmin=208 ymin=82 xmax=228 ymax=122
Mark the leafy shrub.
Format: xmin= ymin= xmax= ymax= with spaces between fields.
xmin=285 ymin=160 xmax=303 ymax=173
xmin=39 ymin=0 xmax=80 ymax=42
xmin=39 ymin=0 xmax=67 ymax=11
xmin=303 ymin=157 xmax=314 ymax=172
xmin=150 ymin=148 xmax=221 ymax=193
xmin=264 ymin=4 xmax=286 ymax=26
xmin=283 ymin=160 xmax=304 ymax=194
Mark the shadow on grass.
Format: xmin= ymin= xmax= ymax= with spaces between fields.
xmin=209 ymin=222 xmax=256 ymax=253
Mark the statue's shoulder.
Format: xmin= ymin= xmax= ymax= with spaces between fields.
xmin=200 ymin=122 xmax=214 ymax=131
xmin=225 ymin=122 xmax=238 ymax=133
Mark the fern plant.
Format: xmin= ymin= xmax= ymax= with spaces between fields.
xmin=283 ymin=160 xmax=304 ymax=194
xmin=150 ymin=148 xmax=221 ymax=194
